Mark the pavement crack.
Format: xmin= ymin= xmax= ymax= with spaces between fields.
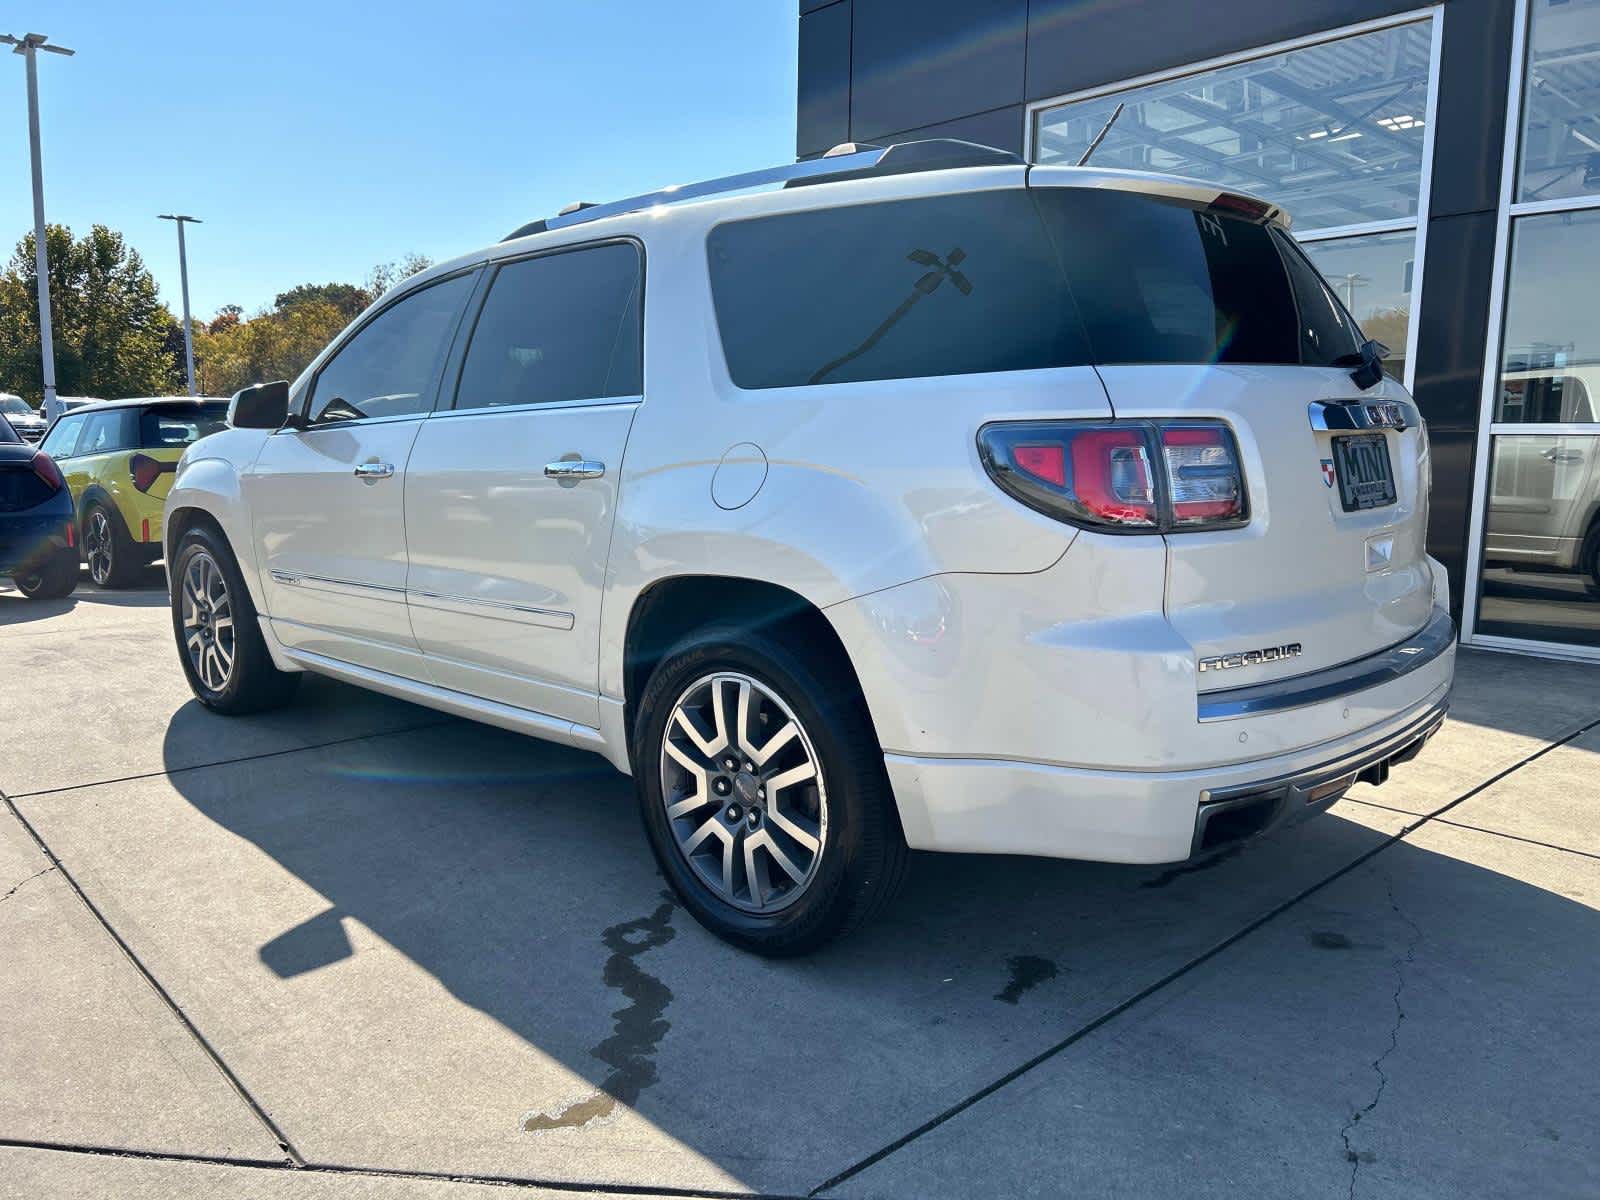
xmin=1339 ymin=874 xmax=1421 ymax=1199
xmin=524 ymin=893 xmax=678 ymax=1133
xmin=0 ymin=865 xmax=55 ymax=904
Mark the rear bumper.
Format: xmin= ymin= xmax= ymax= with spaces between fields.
xmin=0 ymin=516 xmax=74 ymax=575
xmin=884 ymin=675 xmax=1451 ymax=864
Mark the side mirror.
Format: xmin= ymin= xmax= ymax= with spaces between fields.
xmin=229 ymin=380 xmax=292 ymax=430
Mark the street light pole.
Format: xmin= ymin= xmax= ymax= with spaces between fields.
xmin=159 ymin=214 xmax=202 ymax=395
xmin=1 ymin=33 xmax=74 ymax=419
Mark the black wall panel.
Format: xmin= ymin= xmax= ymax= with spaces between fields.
xmin=848 ymin=0 xmax=1027 ymax=141
xmin=1023 ymin=0 xmax=1416 ymax=103
xmin=798 ymin=0 xmax=853 ymax=157
xmin=1427 ymin=0 xmax=1517 ymax=217
xmin=868 ymin=104 xmax=1026 ymax=154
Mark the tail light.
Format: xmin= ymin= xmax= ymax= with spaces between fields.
xmin=978 ymin=419 xmax=1247 ymax=533
xmin=130 ymin=452 xmax=173 ymax=493
xmin=29 ymin=450 xmax=64 ymax=493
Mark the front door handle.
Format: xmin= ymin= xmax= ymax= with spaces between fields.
xmin=353 ymin=461 xmax=395 ymax=479
xmin=544 ymin=459 xmax=606 ymax=481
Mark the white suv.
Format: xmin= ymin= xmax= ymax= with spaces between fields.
xmin=165 ymin=140 xmax=1455 ymax=954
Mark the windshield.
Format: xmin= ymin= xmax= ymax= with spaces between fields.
xmin=0 ymin=396 xmax=33 ymax=417
xmin=140 ymin=403 xmax=230 ymax=448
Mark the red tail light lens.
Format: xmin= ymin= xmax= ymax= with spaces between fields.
xmin=978 ymin=419 xmax=1247 ymax=534
xmin=29 ymin=451 xmax=64 ymax=493
xmin=130 ymin=452 xmax=168 ymax=493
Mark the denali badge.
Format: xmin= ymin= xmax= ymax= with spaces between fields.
xmin=1198 ymin=643 xmax=1304 ymax=673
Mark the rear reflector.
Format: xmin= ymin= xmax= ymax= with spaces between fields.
xmin=978 ymin=419 xmax=1248 ymax=534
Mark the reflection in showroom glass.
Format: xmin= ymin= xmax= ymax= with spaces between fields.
xmin=1516 ymin=0 xmax=1600 ymax=204
xmin=1495 ymin=209 xmax=1600 ymax=423
xmin=1478 ymin=436 xmax=1600 ymax=647
xmin=1300 ymin=231 xmax=1413 ymax=382
xmin=1033 ymin=21 xmax=1433 ymax=231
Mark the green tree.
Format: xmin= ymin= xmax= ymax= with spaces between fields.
xmin=0 ymin=224 xmax=184 ymax=403
xmin=273 ymin=282 xmax=369 ymax=320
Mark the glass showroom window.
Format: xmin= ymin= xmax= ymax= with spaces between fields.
xmin=1470 ymin=0 xmax=1600 ymax=655
xmin=1029 ymin=15 xmax=1439 ymax=386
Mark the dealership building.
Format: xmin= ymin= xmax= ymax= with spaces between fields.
xmin=798 ymin=0 xmax=1600 ymax=661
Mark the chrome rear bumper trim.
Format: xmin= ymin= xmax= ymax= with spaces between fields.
xmin=1197 ymin=607 xmax=1455 ymax=722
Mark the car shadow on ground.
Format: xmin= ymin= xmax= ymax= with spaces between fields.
xmin=158 ymin=691 xmax=1600 ymax=1193
xmin=0 ymin=562 xmax=168 ymax=624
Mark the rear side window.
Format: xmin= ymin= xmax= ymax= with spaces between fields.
xmin=708 ymin=191 xmax=1091 ymax=389
xmin=453 ymin=242 xmax=642 ymax=411
xmin=139 ymin=404 xmax=229 ymax=448
xmin=707 ymin=188 xmax=1366 ymax=387
xmin=78 ymin=410 xmax=136 ymax=455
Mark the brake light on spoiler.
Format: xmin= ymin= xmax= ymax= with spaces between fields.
xmin=978 ymin=420 xmax=1248 ymax=533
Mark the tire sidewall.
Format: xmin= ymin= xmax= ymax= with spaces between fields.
xmin=170 ymin=528 xmax=254 ymax=710
xmin=634 ymin=627 xmax=877 ymax=951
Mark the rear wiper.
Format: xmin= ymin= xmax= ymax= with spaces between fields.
xmin=1332 ymin=339 xmax=1389 ymax=391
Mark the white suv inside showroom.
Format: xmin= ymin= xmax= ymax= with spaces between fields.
xmin=163 ymin=140 xmax=1455 ymax=954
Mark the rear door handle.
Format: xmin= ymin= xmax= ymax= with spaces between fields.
xmin=544 ymin=459 xmax=606 ymax=481
xmin=353 ymin=461 xmax=394 ymax=479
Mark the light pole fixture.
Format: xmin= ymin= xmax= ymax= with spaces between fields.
xmin=159 ymin=214 xmax=203 ymax=396
xmin=1 ymin=32 xmax=74 ymax=419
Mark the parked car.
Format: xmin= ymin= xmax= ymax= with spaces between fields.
xmin=39 ymin=396 xmax=229 ymax=587
xmin=0 ymin=411 xmax=77 ymax=600
xmin=164 ymin=140 xmax=1455 ymax=954
xmin=1484 ymin=365 xmax=1600 ymax=594
xmin=44 ymin=395 xmax=105 ymax=421
xmin=0 ymin=394 xmax=47 ymax=443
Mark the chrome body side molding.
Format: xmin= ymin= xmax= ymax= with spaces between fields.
xmin=406 ymin=589 xmax=576 ymax=631
xmin=1198 ymin=607 xmax=1455 ymax=722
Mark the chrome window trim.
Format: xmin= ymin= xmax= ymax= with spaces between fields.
xmin=426 ymin=396 xmax=641 ymax=421
xmin=1197 ymin=607 xmax=1455 ymax=721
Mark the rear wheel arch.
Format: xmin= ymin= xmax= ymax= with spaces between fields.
xmin=621 ymin=575 xmax=880 ymax=768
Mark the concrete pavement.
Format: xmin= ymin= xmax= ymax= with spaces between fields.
xmin=2 ymin=575 xmax=1597 ymax=1198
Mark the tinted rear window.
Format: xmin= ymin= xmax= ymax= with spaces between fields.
xmin=0 ymin=415 xmax=18 ymax=444
xmin=140 ymin=404 xmax=229 ymax=448
xmin=707 ymin=188 xmax=1364 ymax=388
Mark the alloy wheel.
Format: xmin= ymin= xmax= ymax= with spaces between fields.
xmin=182 ymin=551 xmax=236 ymax=692
xmin=659 ymin=671 xmax=828 ymax=914
xmin=85 ymin=508 xmax=114 ymax=586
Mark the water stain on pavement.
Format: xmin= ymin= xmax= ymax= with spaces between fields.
xmin=524 ymin=896 xmax=677 ymax=1132
xmin=995 ymin=954 xmax=1059 ymax=1005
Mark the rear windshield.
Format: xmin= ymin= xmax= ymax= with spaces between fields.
xmin=140 ymin=403 xmax=229 ymax=448
xmin=0 ymin=415 xmax=19 ymax=443
xmin=707 ymin=187 xmax=1365 ymax=389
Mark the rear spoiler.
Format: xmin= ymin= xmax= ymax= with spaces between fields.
xmin=1026 ymin=164 xmax=1290 ymax=230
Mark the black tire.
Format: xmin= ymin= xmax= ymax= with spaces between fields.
xmin=170 ymin=524 xmax=301 ymax=715
xmin=82 ymin=501 xmax=138 ymax=588
xmin=15 ymin=550 xmax=78 ymax=600
xmin=634 ymin=621 xmax=908 ymax=956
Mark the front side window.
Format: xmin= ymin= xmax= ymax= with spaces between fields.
xmin=40 ymin=414 xmax=85 ymax=458
xmin=140 ymin=404 xmax=230 ymax=448
xmin=306 ymin=273 xmax=475 ymax=425
xmin=453 ymin=242 xmax=642 ymax=411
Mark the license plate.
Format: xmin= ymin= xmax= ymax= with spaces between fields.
xmin=1332 ymin=434 xmax=1396 ymax=512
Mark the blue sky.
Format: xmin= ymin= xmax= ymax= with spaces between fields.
xmin=0 ymin=1 xmax=798 ymax=319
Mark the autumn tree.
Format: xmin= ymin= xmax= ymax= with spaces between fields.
xmin=0 ymin=224 xmax=184 ymax=402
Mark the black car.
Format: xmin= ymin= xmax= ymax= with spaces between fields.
xmin=0 ymin=413 xmax=78 ymax=600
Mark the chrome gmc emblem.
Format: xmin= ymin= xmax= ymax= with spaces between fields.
xmin=1198 ymin=643 xmax=1304 ymax=673
xmin=1364 ymin=401 xmax=1406 ymax=429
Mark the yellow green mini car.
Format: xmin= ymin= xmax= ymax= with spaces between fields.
xmin=38 ymin=397 xmax=229 ymax=587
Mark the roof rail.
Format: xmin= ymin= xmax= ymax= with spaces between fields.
xmin=502 ymin=138 xmax=1022 ymax=241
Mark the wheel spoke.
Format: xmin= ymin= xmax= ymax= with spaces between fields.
xmin=757 ymin=830 xmax=807 ymax=885
xmin=750 ymin=719 xmax=798 ymax=768
xmin=766 ymin=761 xmax=816 ymax=794
xmin=765 ymin=801 xmax=819 ymax=853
